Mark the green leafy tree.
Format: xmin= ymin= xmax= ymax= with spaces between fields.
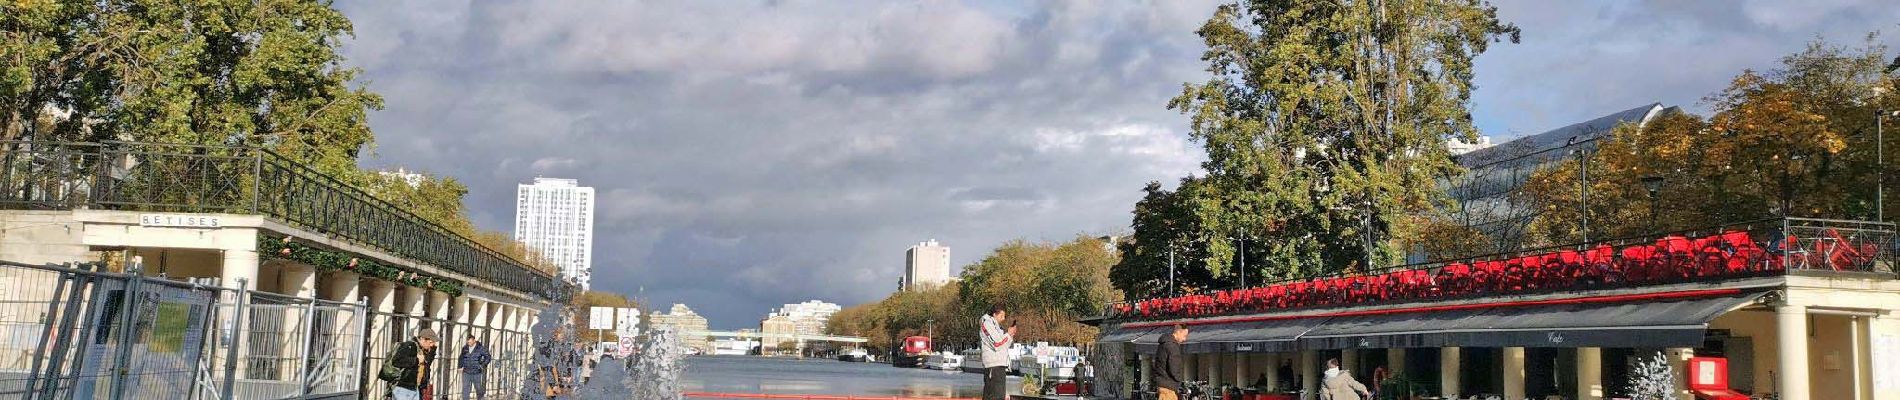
xmin=2 ymin=0 xmax=382 ymax=178
xmin=1144 ymin=0 xmax=1518 ymax=290
xmin=830 ymin=236 xmax=1120 ymax=351
xmin=1110 ymin=179 xmax=1217 ymax=298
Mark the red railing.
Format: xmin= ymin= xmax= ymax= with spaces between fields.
xmin=1106 ymin=217 xmax=1895 ymax=321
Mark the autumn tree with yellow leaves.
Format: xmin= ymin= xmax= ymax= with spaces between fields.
xmin=1517 ymin=36 xmax=1898 ymax=247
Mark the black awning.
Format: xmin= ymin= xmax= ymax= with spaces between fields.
xmin=1298 ymin=291 xmax=1766 ymax=350
xmin=1191 ymin=318 xmax=1330 ymax=354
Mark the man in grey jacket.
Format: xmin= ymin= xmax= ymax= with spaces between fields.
xmin=979 ymin=305 xmax=1016 ymax=400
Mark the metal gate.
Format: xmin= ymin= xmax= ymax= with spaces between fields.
xmin=0 ymin=259 xmax=365 ymax=400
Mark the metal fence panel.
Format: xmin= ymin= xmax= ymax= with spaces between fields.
xmin=0 ymin=260 xmax=370 ymax=400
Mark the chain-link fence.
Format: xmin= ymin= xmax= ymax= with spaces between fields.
xmin=0 ymin=259 xmax=367 ymax=400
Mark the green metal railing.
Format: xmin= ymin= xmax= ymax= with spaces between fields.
xmin=0 ymin=141 xmax=559 ymax=297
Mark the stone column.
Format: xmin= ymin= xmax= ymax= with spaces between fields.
xmin=218 ymin=249 xmax=259 ymax=380
xmin=279 ymin=263 xmax=317 ymax=297
xmin=428 ymin=291 xmax=450 ymax=321
xmin=1577 ymin=347 xmax=1603 ymax=400
xmin=368 ymin=281 xmax=396 ymax=313
xmin=1503 ymin=347 xmax=1526 ymax=400
xmin=221 ymin=249 xmax=260 ymax=291
xmin=1301 ymin=351 xmax=1319 ymax=400
xmin=1855 ymin=315 xmax=1873 ymax=400
xmin=1264 ymin=353 xmax=1281 ymax=391
xmin=1235 ymin=353 xmax=1250 ymax=388
xmin=1387 ymin=348 xmax=1406 ymax=376
xmin=1441 ymin=347 xmax=1462 ymax=399
xmin=1770 ymin=305 xmax=1801 ymax=398
xmin=277 ymin=263 xmax=316 ymax=378
xmin=321 ymin=271 xmax=361 ymax=303
xmin=400 ymin=286 xmax=426 ymax=317
xmin=1206 ymin=354 xmax=1220 ymax=386
xmin=365 ymin=279 xmax=397 ymax=394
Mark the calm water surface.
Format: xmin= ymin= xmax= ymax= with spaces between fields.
xmin=681 ymin=355 xmax=1017 ymax=398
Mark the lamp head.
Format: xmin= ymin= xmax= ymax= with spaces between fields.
xmin=1641 ymin=175 xmax=1665 ymax=197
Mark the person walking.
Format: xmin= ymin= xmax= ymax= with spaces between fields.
xmin=389 ymin=328 xmax=440 ymax=400
xmin=457 ymin=334 xmax=491 ymax=400
xmin=979 ymin=305 xmax=1017 ymax=400
xmin=1154 ymin=324 xmax=1187 ymax=400
xmin=1321 ymin=358 xmax=1370 ymax=400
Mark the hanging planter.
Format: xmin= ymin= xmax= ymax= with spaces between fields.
xmin=258 ymin=234 xmax=465 ymax=296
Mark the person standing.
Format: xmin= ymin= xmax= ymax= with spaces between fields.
xmin=979 ymin=305 xmax=1017 ymax=400
xmin=1075 ymin=356 xmax=1094 ymax=397
xmin=458 ymin=334 xmax=491 ymax=400
xmin=1321 ymin=358 xmax=1370 ymax=400
xmin=1154 ymin=324 xmax=1187 ymax=400
xmin=390 ymin=328 xmax=440 ymax=400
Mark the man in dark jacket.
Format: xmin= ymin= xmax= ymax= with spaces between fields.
xmin=1154 ymin=324 xmax=1187 ymax=400
xmin=458 ymin=334 xmax=492 ymax=400
xmin=391 ymin=328 xmax=440 ymax=400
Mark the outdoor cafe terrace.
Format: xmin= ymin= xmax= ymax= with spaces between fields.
xmin=1101 ymin=217 xmax=1896 ymax=330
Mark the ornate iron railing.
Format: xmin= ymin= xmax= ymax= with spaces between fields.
xmin=0 ymin=141 xmax=559 ymax=297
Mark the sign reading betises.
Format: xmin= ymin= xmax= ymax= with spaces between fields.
xmin=139 ymin=214 xmax=223 ymax=228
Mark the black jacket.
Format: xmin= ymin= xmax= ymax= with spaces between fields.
xmin=1154 ymin=333 xmax=1184 ymax=391
xmin=390 ymin=341 xmax=436 ymax=390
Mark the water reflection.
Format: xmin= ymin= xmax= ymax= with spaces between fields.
xmin=682 ymin=355 xmax=1014 ymax=398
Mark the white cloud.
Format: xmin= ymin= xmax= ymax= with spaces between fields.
xmin=335 ymin=0 xmax=1898 ymax=327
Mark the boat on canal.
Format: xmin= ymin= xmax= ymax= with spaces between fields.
xmin=923 ymin=351 xmax=963 ymax=371
xmin=836 ymin=348 xmax=871 ymax=362
xmin=890 ymin=336 xmax=931 ymax=368
xmin=1010 ymin=343 xmax=1081 ymax=379
xmin=957 ymin=348 xmax=983 ymax=373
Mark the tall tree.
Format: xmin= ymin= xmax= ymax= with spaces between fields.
xmin=1516 ymin=36 xmax=1897 ymax=244
xmin=1162 ymin=0 xmax=1518 ymax=282
xmin=1110 ymin=179 xmax=1217 ymax=298
xmin=2 ymin=0 xmax=382 ymax=177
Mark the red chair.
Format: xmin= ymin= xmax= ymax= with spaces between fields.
xmin=1824 ymin=228 xmax=1876 ymax=271
xmin=1693 ymin=235 xmax=1730 ymax=278
xmin=1621 ymin=245 xmax=1659 ymax=283
xmin=1584 ymin=244 xmax=1620 ymax=286
xmin=1718 ymin=231 xmax=1766 ymax=273
xmin=1438 ymin=263 xmax=1470 ymax=296
xmin=1658 ymin=235 xmax=1697 ymax=281
xmin=1552 ymin=250 xmax=1584 ymax=288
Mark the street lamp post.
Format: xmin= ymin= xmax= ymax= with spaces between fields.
xmin=1236 ymin=234 xmax=1247 ymax=289
xmin=1642 ymin=175 xmax=1664 ymax=233
xmin=1879 ymin=110 xmax=1893 ymax=222
xmin=1570 ymin=136 xmax=1591 ymax=242
xmin=1363 ymin=200 xmax=1374 ymax=271
xmin=1167 ymin=245 xmax=1176 ymax=298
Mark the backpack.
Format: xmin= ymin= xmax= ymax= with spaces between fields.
xmin=377 ymin=342 xmax=414 ymax=383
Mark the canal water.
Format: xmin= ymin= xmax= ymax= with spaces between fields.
xmin=681 ymin=355 xmax=1017 ymax=398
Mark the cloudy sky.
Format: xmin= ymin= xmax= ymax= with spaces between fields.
xmin=334 ymin=0 xmax=1900 ymax=329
